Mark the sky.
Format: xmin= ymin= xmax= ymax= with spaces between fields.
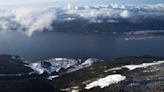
xmin=0 ymin=0 xmax=164 ymax=7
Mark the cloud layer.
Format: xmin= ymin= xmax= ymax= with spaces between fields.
xmin=0 ymin=3 xmax=164 ymax=36
xmin=0 ymin=0 xmax=54 ymax=5
xmin=0 ymin=8 xmax=55 ymax=36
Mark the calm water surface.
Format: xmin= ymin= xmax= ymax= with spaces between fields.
xmin=0 ymin=31 xmax=164 ymax=61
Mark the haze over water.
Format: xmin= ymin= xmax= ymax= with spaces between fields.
xmin=0 ymin=31 xmax=164 ymax=61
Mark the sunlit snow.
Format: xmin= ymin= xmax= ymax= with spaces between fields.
xmin=85 ymin=74 xmax=126 ymax=89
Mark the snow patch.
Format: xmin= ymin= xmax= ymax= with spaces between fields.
xmin=60 ymin=86 xmax=79 ymax=92
xmin=27 ymin=58 xmax=80 ymax=74
xmin=81 ymin=58 xmax=98 ymax=66
xmin=105 ymin=60 xmax=164 ymax=72
xmin=72 ymin=89 xmax=79 ymax=92
xmin=85 ymin=74 xmax=126 ymax=89
xmin=27 ymin=63 xmax=45 ymax=74
xmin=47 ymin=75 xmax=59 ymax=80
xmin=124 ymin=60 xmax=164 ymax=70
xmin=26 ymin=58 xmax=102 ymax=75
xmin=104 ymin=67 xmax=122 ymax=72
xmin=67 ymin=58 xmax=103 ymax=73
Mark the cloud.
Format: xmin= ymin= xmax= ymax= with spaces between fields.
xmin=65 ymin=5 xmax=113 ymax=18
xmin=120 ymin=10 xmax=130 ymax=18
xmin=0 ymin=3 xmax=164 ymax=36
xmin=142 ymin=3 xmax=164 ymax=12
xmin=63 ymin=3 xmax=78 ymax=10
xmin=64 ymin=3 xmax=164 ymax=19
xmin=0 ymin=0 xmax=55 ymax=5
xmin=0 ymin=20 xmax=9 ymax=30
xmin=0 ymin=8 xmax=55 ymax=36
xmin=14 ymin=8 xmax=55 ymax=36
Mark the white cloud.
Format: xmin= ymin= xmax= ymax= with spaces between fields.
xmin=111 ymin=4 xmax=126 ymax=9
xmin=0 ymin=20 xmax=9 ymax=30
xmin=65 ymin=5 xmax=113 ymax=18
xmin=63 ymin=3 xmax=78 ymax=10
xmin=0 ymin=3 xmax=164 ymax=36
xmin=142 ymin=3 xmax=164 ymax=11
xmin=0 ymin=8 xmax=56 ymax=36
xmin=0 ymin=0 xmax=55 ymax=5
xmin=14 ymin=8 xmax=55 ymax=36
xmin=120 ymin=10 xmax=130 ymax=18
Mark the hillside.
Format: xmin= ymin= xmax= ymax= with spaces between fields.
xmin=0 ymin=55 xmax=163 ymax=92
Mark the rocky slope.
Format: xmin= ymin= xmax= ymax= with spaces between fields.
xmin=0 ymin=55 xmax=164 ymax=92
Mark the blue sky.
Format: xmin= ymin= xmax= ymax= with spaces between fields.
xmin=58 ymin=0 xmax=164 ymax=5
xmin=0 ymin=0 xmax=164 ymax=7
xmin=97 ymin=0 xmax=164 ymax=4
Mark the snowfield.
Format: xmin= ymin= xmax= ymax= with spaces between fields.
xmin=26 ymin=58 xmax=102 ymax=75
xmin=67 ymin=58 xmax=103 ymax=73
xmin=124 ymin=60 xmax=164 ymax=70
xmin=26 ymin=58 xmax=164 ymax=82
xmin=47 ymin=75 xmax=59 ymax=80
xmin=26 ymin=58 xmax=81 ymax=74
xmin=105 ymin=60 xmax=164 ymax=72
xmin=26 ymin=63 xmax=45 ymax=74
xmin=85 ymin=74 xmax=126 ymax=89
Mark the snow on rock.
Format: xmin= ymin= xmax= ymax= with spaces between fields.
xmin=104 ymin=67 xmax=122 ymax=72
xmin=71 ymin=89 xmax=79 ymax=92
xmin=47 ymin=75 xmax=59 ymax=80
xmin=124 ymin=60 xmax=164 ymax=70
xmin=45 ymin=58 xmax=81 ymax=72
xmin=26 ymin=58 xmax=102 ymax=75
xmin=85 ymin=74 xmax=126 ymax=89
xmin=71 ymin=86 xmax=79 ymax=92
xmin=11 ymin=56 xmax=17 ymax=60
xmin=27 ymin=58 xmax=81 ymax=74
xmin=61 ymin=86 xmax=79 ymax=92
xmin=81 ymin=58 xmax=102 ymax=66
xmin=104 ymin=60 xmax=164 ymax=72
xmin=27 ymin=63 xmax=45 ymax=74
xmin=67 ymin=58 xmax=103 ymax=73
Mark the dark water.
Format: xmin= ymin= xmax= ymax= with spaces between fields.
xmin=0 ymin=31 xmax=164 ymax=61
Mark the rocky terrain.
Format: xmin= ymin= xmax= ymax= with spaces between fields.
xmin=0 ymin=55 xmax=164 ymax=92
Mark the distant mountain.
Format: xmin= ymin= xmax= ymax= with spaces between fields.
xmin=51 ymin=17 xmax=164 ymax=34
